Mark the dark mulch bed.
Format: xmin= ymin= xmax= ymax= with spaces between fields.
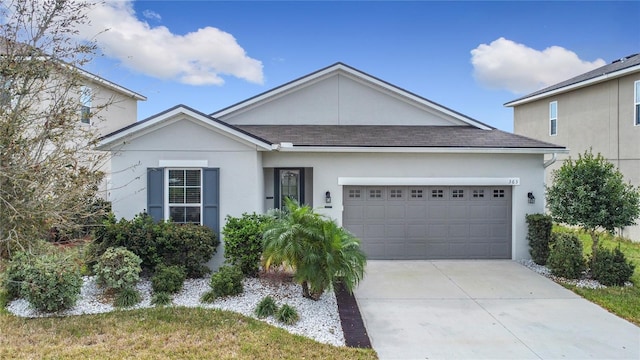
xmin=334 ymin=284 xmax=372 ymax=349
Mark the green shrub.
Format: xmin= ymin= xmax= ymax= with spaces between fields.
xmin=2 ymin=252 xmax=32 ymax=301
xmin=152 ymin=265 xmax=186 ymax=294
xmin=591 ymin=247 xmax=634 ymax=286
xmin=151 ymin=292 xmax=172 ymax=306
xmin=547 ymin=233 xmax=586 ymax=279
xmin=20 ymin=253 xmax=83 ymax=312
xmin=157 ymin=222 xmax=218 ymax=278
xmin=114 ymin=287 xmax=141 ymax=308
xmin=200 ymin=290 xmax=217 ymax=303
xmin=90 ymin=213 xmax=218 ymax=278
xmin=254 ymin=295 xmax=278 ymax=318
xmin=276 ymin=304 xmax=299 ymax=325
xmin=526 ymin=213 xmax=553 ymax=265
xmin=94 ymin=247 xmax=142 ymax=291
xmin=208 ymin=265 xmax=244 ymax=299
xmin=223 ymin=213 xmax=272 ymax=277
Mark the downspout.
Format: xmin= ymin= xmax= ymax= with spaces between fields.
xmin=543 ymin=153 xmax=557 ymax=168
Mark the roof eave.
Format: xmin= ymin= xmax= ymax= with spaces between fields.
xmin=271 ymin=145 xmax=568 ymax=154
xmin=505 ymin=64 xmax=640 ymax=107
xmin=97 ymin=105 xmax=272 ymax=150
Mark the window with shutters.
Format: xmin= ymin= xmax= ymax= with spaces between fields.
xmin=167 ymin=169 xmax=202 ymax=224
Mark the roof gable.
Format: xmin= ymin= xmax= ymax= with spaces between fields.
xmin=97 ymin=105 xmax=272 ymax=150
xmin=213 ymin=63 xmax=493 ymax=130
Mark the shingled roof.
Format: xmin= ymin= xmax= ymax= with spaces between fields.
xmin=505 ymin=53 xmax=640 ymax=106
xmin=236 ymin=125 xmax=563 ymax=149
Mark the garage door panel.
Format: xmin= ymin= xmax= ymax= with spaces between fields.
xmin=427 ymin=224 xmax=447 ymax=238
xmin=468 ymin=243 xmax=491 ymax=257
xmin=386 ymin=205 xmax=406 ymax=220
xmin=386 ymin=224 xmax=405 ymax=237
xmin=407 ymin=205 xmax=427 ymax=219
xmin=365 ymin=205 xmax=385 ymax=219
xmin=449 ymin=224 xmax=470 ymax=237
xmin=344 ymin=186 xmax=511 ymax=260
xmin=343 ymin=205 xmax=364 ymax=220
xmin=364 ymin=224 xmax=385 ymax=237
xmin=407 ymin=224 xmax=427 ymax=238
xmin=469 ymin=223 xmax=489 ymax=238
xmin=406 ymin=243 xmax=427 ymax=257
xmin=469 ymin=205 xmax=489 ymax=220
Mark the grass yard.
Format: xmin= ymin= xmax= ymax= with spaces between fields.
xmin=0 ymin=257 xmax=376 ymax=360
xmin=0 ymin=306 xmax=377 ymax=359
xmin=554 ymin=226 xmax=640 ymax=326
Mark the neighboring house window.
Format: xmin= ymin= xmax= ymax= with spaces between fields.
xmin=635 ymin=81 xmax=640 ymax=126
xmin=549 ymin=101 xmax=557 ymax=136
xmin=80 ymin=85 xmax=92 ymax=124
xmin=167 ymin=169 xmax=202 ymax=224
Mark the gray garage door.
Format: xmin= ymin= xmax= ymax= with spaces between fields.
xmin=343 ymin=186 xmax=511 ymax=260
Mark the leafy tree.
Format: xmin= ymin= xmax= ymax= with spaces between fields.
xmin=262 ymin=198 xmax=367 ymax=300
xmin=0 ymin=0 xmax=111 ymax=257
xmin=547 ymin=150 xmax=640 ymax=255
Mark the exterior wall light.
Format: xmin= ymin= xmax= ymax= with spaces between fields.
xmin=325 ymin=191 xmax=332 ymax=204
xmin=527 ymin=192 xmax=535 ymax=204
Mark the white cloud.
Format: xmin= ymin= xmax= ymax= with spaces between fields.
xmin=79 ymin=1 xmax=263 ymax=86
xmin=470 ymin=37 xmax=605 ymax=94
xmin=142 ymin=9 xmax=161 ymax=22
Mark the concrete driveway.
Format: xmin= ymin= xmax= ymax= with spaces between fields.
xmin=355 ymin=260 xmax=640 ymax=359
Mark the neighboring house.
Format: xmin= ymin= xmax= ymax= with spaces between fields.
xmin=74 ymin=67 xmax=147 ymax=137
xmin=505 ymin=53 xmax=640 ymax=241
xmin=98 ymin=63 xmax=565 ymax=267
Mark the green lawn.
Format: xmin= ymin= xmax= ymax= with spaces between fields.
xmin=553 ymin=227 xmax=640 ymax=326
xmin=0 ymin=306 xmax=377 ymax=359
xmin=0 ymin=258 xmax=376 ymax=360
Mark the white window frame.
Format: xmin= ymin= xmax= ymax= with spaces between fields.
xmin=549 ymin=101 xmax=558 ymax=136
xmin=80 ymin=85 xmax=92 ymax=125
xmin=634 ymin=80 xmax=640 ymax=126
xmin=165 ymin=168 xmax=202 ymax=225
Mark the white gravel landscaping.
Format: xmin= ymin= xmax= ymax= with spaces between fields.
xmin=7 ymin=276 xmax=346 ymax=347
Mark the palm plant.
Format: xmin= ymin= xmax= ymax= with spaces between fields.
xmin=262 ymin=198 xmax=367 ymax=300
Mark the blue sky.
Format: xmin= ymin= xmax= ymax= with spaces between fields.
xmin=82 ymin=1 xmax=640 ymax=131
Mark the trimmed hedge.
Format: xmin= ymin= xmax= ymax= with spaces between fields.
xmin=591 ymin=247 xmax=634 ymax=286
xmin=202 ymin=265 xmax=244 ymax=301
xmin=93 ymin=247 xmax=142 ymax=291
xmin=222 ymin=213 xmax=272 ymax=277
xmin=90 ymin=212 xmax=219 ymax=277
xmin=525 ymin=214 xmax=553 ymax=265
xmin=152 ymin=264 xmax=186 ymax=294
xmin=547 ymin=232 xmax=586 ymax=279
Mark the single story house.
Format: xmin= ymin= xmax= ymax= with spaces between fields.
xmin=98 ymin=63 xmax=566 ymax=267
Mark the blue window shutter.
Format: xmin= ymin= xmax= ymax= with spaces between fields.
xmin=202 ymin=168 xmax=220 ymax=237
xmin=147 ymin=168 xmax=164 ymax=222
